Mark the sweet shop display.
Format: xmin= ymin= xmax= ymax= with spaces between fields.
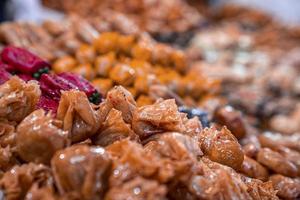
xmin=0 ymin=2 xmax=299 ymax=200
xmin=0 ymin=43 xmax=297 ymax=200
xmin=0 ymin=47 xmax=283 ymax=199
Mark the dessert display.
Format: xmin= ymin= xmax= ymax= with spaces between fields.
xmin=0 ymin=2 xmax=299 ymax=200
xmin=0 ymin=46 xmax=297 ymax=200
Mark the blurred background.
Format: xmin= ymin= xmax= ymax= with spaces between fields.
xmin=1 ymin=0 xmax=300 ymax=25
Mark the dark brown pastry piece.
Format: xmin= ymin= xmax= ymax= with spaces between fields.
xmin=0 ymin=120 xmax=16 ymax=148
xmin=270 ymin=174 xmax=300 ymax=200
xmin=199 ymin=127 xmax=244 ymax=170
xmin=107 ymin=134 xmax=201 ymax=197
xmin=107 ymin=139 xmax=174 ymax=185
xmin=0 ymin=76 xmax=40 ymax=122
xmin=16 ymin=109 xmax=68 ymax=164
xmin=239 ymin=155 xmax=269 ymax=181
xmin=259 ymin=132 xmax=300 ymax=152
xmin=144 ymin=132 xmax=203 ymax=182
xmin=57 ymin=90 xmax=100 ymax=143
xmin=132 ymin=99 xmax=184 ymax=139
xmin=51 ymin=145 xmax=111 ymax=200
xmin=93 ymin=108 xmax=138 ymax=147
xmin=214 ymin=106 xmax=246 ymax=139
xmin=257 ymin=148 xmax=298 ymax=178
xmin=0 ymin=147 xmax=18 ymax=172
xmin=189 ymin=158 xmax=278 ymax=200
xmin=24 ymin=185 xmax=57 ymax=200
xmin=0 ymin=163 xmax=53 ymax=200
xmin=106 ymin=86 xmax=137 ymax=124
xmin=105 ymin=176 xmax=167 ymax=200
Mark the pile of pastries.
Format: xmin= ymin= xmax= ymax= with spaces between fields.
xmin=0 ymin=15 xmax=140 ymax=61
xmin=0 ymin=2 xmax=299 ymax=200
xmin=41 ymin=0 xmax=203 ymax=34
xmin=50 ymin=32 xmax=219 ymax=107
xmin=0 ymin=46 xmax=292 ymax=200
xmin=187 ymin=5 xmax=300 ymax=133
